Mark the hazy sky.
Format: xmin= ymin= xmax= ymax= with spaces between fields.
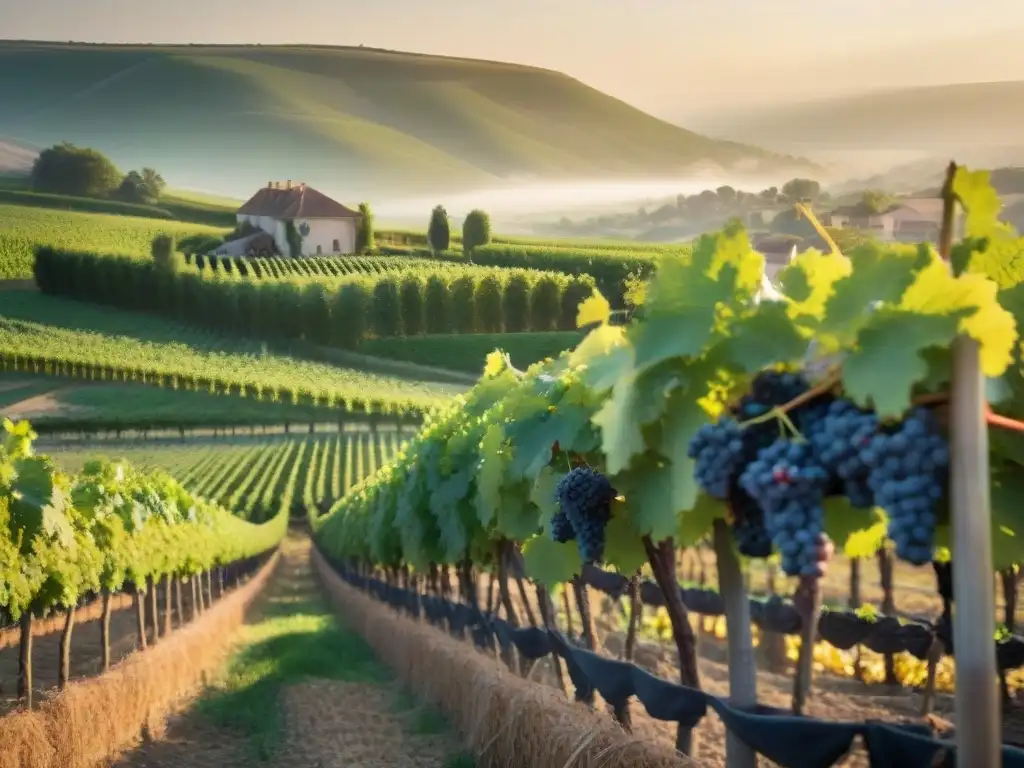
xmin=2 ymin=0 xmax=1023 ymax=118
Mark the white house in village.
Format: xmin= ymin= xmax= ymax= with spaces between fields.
xmin=232 ymin=181 xmax=362 ymax=257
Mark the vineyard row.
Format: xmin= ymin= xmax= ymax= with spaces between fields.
xmin=325 ymin=555 xmax=1024 ymax=768
xmin=0 ymin=421 xmax=289 ymax=706
xmin=34 ymin=247 xmax=598 ymax=345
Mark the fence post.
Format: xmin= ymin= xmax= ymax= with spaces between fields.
xmin=940 ymin=162 xmax=999 ymax=767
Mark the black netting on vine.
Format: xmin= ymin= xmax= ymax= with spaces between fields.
xmin=580 ymin=564 xmax=1024 ymax=668
xmin=323 ymin=552 xmax=1024 ymax=768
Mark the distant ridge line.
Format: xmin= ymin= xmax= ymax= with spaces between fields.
xmin=0 ymin=38 xmax=563 ymax=75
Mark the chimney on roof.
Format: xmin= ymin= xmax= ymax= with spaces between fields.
xmin=267 ymin=181 xmax=272 ymax=189
xmin=286 ymin=180 xmax=292 ymax=189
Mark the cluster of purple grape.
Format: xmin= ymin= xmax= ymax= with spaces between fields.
xmin=859 ymin=409 xmax=947 ymax=565
xmin=740 ymin=439 xmax=832 ymax=577
xmin=687 ymin=371 xmax=948 ymax=574
xmin=551 ymin=467 xmax=616 ymax=563
xmin=688 ymin=371 xmax=817 ymax=561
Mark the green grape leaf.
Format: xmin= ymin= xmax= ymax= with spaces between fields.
xmin=677 ymin=493 xmax=723 ymax=548
xmin=576 ymin=290 xmax=612 ymax=328
xmin=475 ymin=424 xmax=507 ymax=528
xmin=494 ymin=482 xmax=539 ymax=541
xmin=718 ymin=301 xmax=807 ymax=372
xmin=950 ymin=236 xmax=990 ymax=279
xmin=614 ymin=456 xmax=677 ymax=542
xmin=819 ymin=243 xmax=930 ymax=344
xmin=591 ymin=373 xmax=646 ymax=475
xmin=999 ymin=282 xmax=1024 ymax=331
xmin=603 ymin=499 xmax=647 ymax=574
xmin=569 ymin=325 xmax=632 ymax=394
xmin=953 ymin=167 xmax=1012 ymax=240
xmin=483 ymin=349 xmax=509 ymax=378
xmin=777 ymin=248 xmax=851 ymax=321
xmin=689 ymin=221 xmax=765 ymax=297
xmin=9 ymin=456 xmax=71 ymax=554
xmin=629 ymin=229 xmax=760 ymax=374
xmin=656 ymin=387 xmax=710 ymax=516
xmin=522 ymin=533 xmax=581 ymax=588
xmin=531 ymin=467 xmax=563 ymax=526
xmin=71 ymin=482 xmax=106 ymax=521
xmin=899 ymin=255 xmax=1017 ymax=377
xmin=2 ymin=418 xmax=37 ymax=460
xmin=969 ymin=238 xmax=1024 ymax=291
xmin=918 ymin=347 xmax=952 ymax=394
xmin=437 ymin=499 xmax=469 ymax=563
xmin=630 ymin=363 xmax=683 ymax=427
xmin=843 ymin=309 xmax=962 ymax=418
xmin=509 ymin=402 xmax=593 ymax=481
xmin=822 ymin=497 xmax=887 ymax=558
xmin=630 ymin=313 xmax=718 ymax=375
xmin=430 ymin=466 xmax=473 ymax=517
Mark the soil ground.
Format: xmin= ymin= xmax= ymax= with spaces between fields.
xmin=110 ymin=535 xmax=474 ymax=768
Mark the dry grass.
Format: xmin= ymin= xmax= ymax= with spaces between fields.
xmin=282 ymin=680 xmax=466 ymax=767
xmin=311 ymin=547 xmax=695 ymax=768
xmin=0 ymin=554 xmax=279 ymax=768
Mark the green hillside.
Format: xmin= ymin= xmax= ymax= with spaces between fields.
xmin=691 ymin=81 xmax=1024 ymax=151
xmin=0 ymin=41 xmax=799 ymax=198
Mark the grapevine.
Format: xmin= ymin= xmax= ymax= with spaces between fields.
xmin=312 ymin=167 xmax=1024 ymax=754
xmin=0 ymin=418 xmax=288 ymax=625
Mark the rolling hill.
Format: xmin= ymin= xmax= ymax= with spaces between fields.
xmin=0 ymin=41 xmax=803 ymax=200
xmin=686 ymin=81 xmax=1024 ymax=155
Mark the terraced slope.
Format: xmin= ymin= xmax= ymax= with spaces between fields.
xmin=0 ymin=42 xmax=797 ymax=198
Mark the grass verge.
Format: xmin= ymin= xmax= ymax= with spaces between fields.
xmin=195 ymin=539 xmax=474 ymax=766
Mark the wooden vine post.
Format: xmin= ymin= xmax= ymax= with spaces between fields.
xmin=148 ymin=576 xmax=160 ymax=644
xmin=940 ymin=161 xmax=1000 ymax=766
xmin=58 ymin=605 xmax=76 ymax=690
xmin=135 ymin=585 xmax=148 ymax=650
xmin=877 ymin=546 xmax=898 ymax=684
xmin=163 ymin=575 xmax=173 ymax=635
xmin=174 ymin=577 xmax=184 ymax=629
xmin=712 ymin=519 xmax=757 ymax=768
xmin=612 ymin=573 xmax=641 ymax=730
xmin=18 ymin=611 xmax=33 ymax=707
xmin=100 ymin=590 xmax=112 ymax=671
xmin=642 ymin=535 xmax=701 ymax=756
xmin=791 ymin=573 xmax=823 ymax=714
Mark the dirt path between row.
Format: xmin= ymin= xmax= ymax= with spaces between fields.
xmin=111 ymin=535 xmax=471 ymax=768
xmin=1 ymin=384 xmax=89 ymax=419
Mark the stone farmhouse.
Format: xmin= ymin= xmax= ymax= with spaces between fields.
xmin=232 ymin=181 xmax=362 ymax=257
xmin=823 ymin=198 xmax=947 ymax=243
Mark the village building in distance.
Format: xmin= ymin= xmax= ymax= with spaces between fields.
xmin=216 ymin=181 xmax=362 ymax=258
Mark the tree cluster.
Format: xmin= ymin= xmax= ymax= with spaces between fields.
xmin=30 ymin=142 xmax=166 ymax=203
xmin=549 ymin=178 xmax=827 ymax=239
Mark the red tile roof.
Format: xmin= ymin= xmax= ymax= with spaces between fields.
xmin=237 ymin=183 xmax=361 ymax=219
